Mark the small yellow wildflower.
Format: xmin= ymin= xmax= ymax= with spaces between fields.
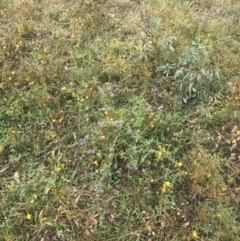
xmin=221 ymin=186 xmax=227 ymax=191
xmin=161 ymin=181 xmax=171 ymax=194
xmin=100 ymin=135 xmax=105 ymax=140
xmin=30 ymin=199 xmax=35 ymax=204
xmin=150 ymin=178 xmax=154 ymax=183
xmin=51 ymin=132 xmax=57 ymax=138
xmin=237 ymin=130 xmax=240 ymax=136
xmin=176 ymin=162 xmax=183 ymax=167
xmin=161 ymin=186 xmax=167 ymax=194
xmin=56 ymin=163 xmax=65 ymax=172
xmin=61 ymin=86 xmax=67 ymax=91
xmin=41 ymin=217 xmax=48 ymax=223
xmin=207 ymin=173 xmax=211 ymax=178
xmin=7 ymin=185 xmax=15 ymax=192
xmin=156 ymin=151 xmax=163 ymax=159
xmin=26 ymin=214 xmax=32 ymax=220
xmin=52 ymin=119 xmax=56 ymax=123
xmin=163 ymin=181 xmax=171 ymax=187
xmin=149 ymin=120 xmax=155 ymax=128
xmin=192 ymin=230 xmax=198 ymax=238
xmin=135 ymin=45 xmax=142 ymax=51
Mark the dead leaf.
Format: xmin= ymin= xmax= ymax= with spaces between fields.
xmin=61 ymin=177 xmax=71 ymax=183
xmin=90 ymin=216 xmax=98 ymax=226
xmin=230 ymin=144 xmax=237 ymax=151
xmin=14 ymin=172 xmax=20 ymax=183
xmin=234 ymin=187 xmax=240 ymax=192
xmin=182 ymin=222 xmax=190 ymax=227
xmin=189 ymin=118 xmax=198 ymax=124
xmin=45 ymin=187 xmax=50 ymax=195
xmin=85 ymin=229 xmax=91 ymax=236
xmin=233 ymin=111 xmax=238 ymax=119
xmin=146 ymin=225 xmax=152 ymax=232
xmin=231 ymin=125 xmax=238 ymax=133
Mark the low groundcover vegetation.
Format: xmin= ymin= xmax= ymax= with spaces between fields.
xmin=0 ymin=0 xmax=240 ymax=240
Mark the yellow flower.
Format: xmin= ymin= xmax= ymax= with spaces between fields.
xmin=61 ymin=86 xmax=67 ymax=91
xmin=156 ymin=151 xmax=163 ymax=159
xmin=221 ymin=186 xmax=227 ymax=191
xmin=150 ymin=178 xmax=154 ymax=183
xmin=7 ymin=185 xmax=15 ymax=192
xmin=26 ymin=214 xmax=32 ymax=220
xmin=149 ymin=120 xmax=155 ymax=128
xmin=41 ymin=217 xmax=48 ymax=223
xmin=56 ymin=163 xmax=65 ymax=172
xmin=192 ymin=230 xmax=198 ymax=238
xmin=161 ymin=186 xmax=167 ymax=194
xmin=161 ymin=181 xmax=171 ymax=194
xmin=207 ymin=173 xmax=211 ymax=178
xmin=163 ymin=181 xmax=171 ymax=187
xmin=237 ymin=130 xmax=240 ymax=136
xmin=51 ymin=132 xmax=57 ymax=138
xmin=30 ymin=199 xmax=35 ymax=204
xmin=176 ymin=162 xmax=183 ymax=167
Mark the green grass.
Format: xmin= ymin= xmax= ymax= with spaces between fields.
xmin=1 ymin=0 xmax=240 ymax=240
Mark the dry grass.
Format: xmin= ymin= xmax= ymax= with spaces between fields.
xmin=0 ymin=0 xmax=240 ymax=240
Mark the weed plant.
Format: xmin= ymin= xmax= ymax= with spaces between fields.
xmin=0 ymin=0 xmax=240 ymax=240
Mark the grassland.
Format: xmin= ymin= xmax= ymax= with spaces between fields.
xmin=0 ymin=0 xmax=240 ymax=240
